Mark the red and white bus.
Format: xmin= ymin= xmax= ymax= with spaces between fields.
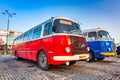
xmin=12 ymin=17 xmax=89 ymax=70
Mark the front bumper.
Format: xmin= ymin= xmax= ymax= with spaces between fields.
xmin=100 ymin=52 xmax=117 ymax=56
xmin=53 ymin=54 xmax=89 ymax=61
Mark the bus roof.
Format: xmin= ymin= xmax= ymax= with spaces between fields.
xmin=52 ymin=17 xmax=79 ymax=24
xmin=15 ymin=17 xmax=80 ymax=39
xmin=83 ymin=27 xmax=108 ymax=33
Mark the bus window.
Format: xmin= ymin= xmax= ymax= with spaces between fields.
xmin=13 ymin=38 xmax=17 ymax=45
xmin=43 ymin=22 xmax=52 ymax=36
xmin=16 ymin=37 xmax=20 ymax=44
xmin=98 ymin=30 xmax=112 ymax=40
xmin=28 ymin=29 xmax=33 ymax=41
xmin=23 ymin=32 xmax=29 ymax=42
xmin=19 ymin=35 xmax=23 ymax=43
xmin=88 ymin=32 xmax=97 ymax=41
xmin=83 ymin=33 xmax=87 ymax=37
xmin=33 ymin=26 xmax=42 ymax=39
xmin=53 ymin=19 xmax=82 ymax=35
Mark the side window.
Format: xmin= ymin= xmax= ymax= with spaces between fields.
xmin=33 ymin=26 xmax=42 ymax=39
xmin=14 ymin=38 xmax=17 ymax=45
xmin=88 ymin=32 xmax=97 ymax=41
xmin=23 ymin=32 xmax=28 ymax=42
xmin=16 ymin=37 xmax=20 ymax=44
xmin=19 ymin=35 xmax=22 ymax=43
xmin=20 ymin=35 xmax=24 ymax=43
xmin=43 ymin=22 xmax=52 ymax=36
xmin=83 ymin=33 xmax=87 ymax=37
xmin=28 ymin=29 xmax=33 ymax=41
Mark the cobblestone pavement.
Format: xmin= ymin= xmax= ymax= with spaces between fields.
xmin=0 ymin=55 xmax=120 ymax=80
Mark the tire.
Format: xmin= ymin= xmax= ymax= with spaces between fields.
xmin=69 ymin=61 xmax=76 ymax=65
xmin=97 ymin=58 xmax=104 ymax=60
xmin=37 ymin=51 xmax=49 ymax=70
xmin=86 ymin=51 xmax=95 ymax=62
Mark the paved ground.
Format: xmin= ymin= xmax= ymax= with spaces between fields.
xmin=0 ymin=55 xmax=120 ymax=80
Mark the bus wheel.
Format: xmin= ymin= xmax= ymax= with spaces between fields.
xmin=97 ymin=58 xmax=104 ymax=60
xmin=69 ymin=61 xmax=76 ymax=65
xmin=37 ymin=51 xmax=49 ymax=70
xmin=87 ymin=51 xmax=95 ymax=62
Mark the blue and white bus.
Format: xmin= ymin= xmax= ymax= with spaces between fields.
xmin=83 ymin=28 xmax=117 ymax=61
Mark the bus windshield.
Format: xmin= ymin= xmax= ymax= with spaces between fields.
xmin=98 ymin=30 xmax=112 ymax=40
xmin=53 ymin=19 xmax=82 ymax=35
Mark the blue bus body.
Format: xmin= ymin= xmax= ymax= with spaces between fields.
xmin=83 ymin=28 xmax=117 ymax=61
xmin=88 ymin=40 xmax=116 ymax=59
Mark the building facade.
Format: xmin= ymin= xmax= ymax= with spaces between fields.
xmin=0 ymin=29 xmax=22 ymax=55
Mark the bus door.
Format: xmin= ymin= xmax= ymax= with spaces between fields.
xmin=42 ymin=22 xmax=53 ymax=63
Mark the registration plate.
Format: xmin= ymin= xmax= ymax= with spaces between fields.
xmin=80 ymin=56 xmax=86 ymax=59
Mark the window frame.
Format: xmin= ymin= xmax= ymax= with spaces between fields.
xmin=27 ymin=29 xmax=33 ymax=41
xmin=32 ymin=26 xmax=42 ymax=40
xmin=43 ymin=22 xmax=52 ymax=36
xmin=87 ymin=31 xmax=97 ymax=41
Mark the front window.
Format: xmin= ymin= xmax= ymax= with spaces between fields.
xmin=88 ymin=32 xmax=97 ymax=41
xmin=98 ymin=30 xmax=112 ymax=40
xmin=53 ymin=19 xmax=82 ymax=35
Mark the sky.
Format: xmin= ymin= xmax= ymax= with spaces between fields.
xmin=0 ymin=0 xmax=120 ymax=43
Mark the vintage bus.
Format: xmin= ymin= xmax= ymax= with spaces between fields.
xmin=12 ymin=17 xmax=89 ymax=70
xmin=83 ymin=28 xmax=117 ymax=62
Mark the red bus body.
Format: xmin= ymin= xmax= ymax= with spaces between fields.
xmin=12 ymin=17 xmax=89 ymax=70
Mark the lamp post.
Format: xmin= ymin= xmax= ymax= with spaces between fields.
xmin=2 ymin=10 xmax=16 ymax=55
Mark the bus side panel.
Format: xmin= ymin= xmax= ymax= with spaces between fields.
xmin=26 ymin=40 xmax=40 ymax=61
xmin=26 ymin=41 xmax=33 ymax=60
xmin=88 ymin=41 xmax=115 ymax=58
xmin=88 ymin=41 xmax=101 ymax=58
xmin=29 ymin=37 xmax=54 ymax=65
xmin=12 ymin=44 xmax=20 ymax=57
xmin=12 ymin=45 xmax=18 ymax=55
xmin=41 ymin=37 xmax=54 ymax=64
xmin=18 ymin=43 xmax=26 ymax=59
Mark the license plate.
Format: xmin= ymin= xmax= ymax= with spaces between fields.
xmin=80 ymin=56 xmax=86 ymax=59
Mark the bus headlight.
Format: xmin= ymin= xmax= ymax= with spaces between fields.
xmin=65 ymin=47 xmax=70 ymax=53
xmin=112 ymin=44 xmax=116 ymax=51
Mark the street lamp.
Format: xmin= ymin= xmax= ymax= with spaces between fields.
xmin=2 ymin=10 xmax=16 ymax=55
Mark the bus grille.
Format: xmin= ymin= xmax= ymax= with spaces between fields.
xmin=70 ymin=36 xmax=88 ymax=55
